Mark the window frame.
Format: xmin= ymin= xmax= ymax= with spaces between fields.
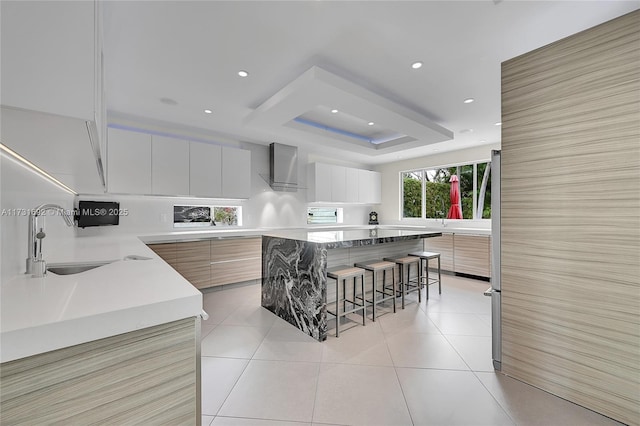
xmin=399 ymin=160 xmax=491 ymax=221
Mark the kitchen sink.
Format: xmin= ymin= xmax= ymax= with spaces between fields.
xmin=47 ymin=260 xmax=115 ymax=275
xmin=46 ymin=255 xmax=151 ymax=275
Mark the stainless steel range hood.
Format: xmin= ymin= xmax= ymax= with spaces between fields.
xmin=269 ymin=143 xmax=298 ymax=191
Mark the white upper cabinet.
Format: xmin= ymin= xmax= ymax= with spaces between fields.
xmin=189 ymin=142 xmax=222 ymax=198
xmin=345 ymin=168 xmax=360 ymax=202
xmin=105 ymin=128 xmax=251 ymax=198
xmin=1 ymin=107 xmax=105 ymax=194
xmin=1 ymin=1 xmax=99 ymax=122
xmin=222 ymin=147 xmax=251 ymax=199
xmin=308 ymin=162 xmax=381 ymax=204
xmin=308 ymin=163 xmax=332 ymax=202
xmin=107 ymin=128 xmax=151 ymax=194
xmin=1 ymin=1 xmax=107 ymax=192
xmin=331 ymin=165 xmax=347 ymax=202
xmin=152 ymin=136 xmax=189 ymax=196
xmin=358 ymin=169 xmax=382 ymax=204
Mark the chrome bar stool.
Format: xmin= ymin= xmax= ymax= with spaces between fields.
xmin=353 ymin=260 xmax=396 ymax=321
xmin=383 ymin=255 xmax=421 ymax=309
xmin=408 ymin=251 xmax=442 ymax=299
xmin=327 ymin=265 xmax=366 ymax=337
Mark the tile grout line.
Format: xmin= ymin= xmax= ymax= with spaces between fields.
xmin=471 ymin=370 xmax=518 ymax=426
xmin=202 ymin=288 xmax=269 ymax=418
xmin=201 ymin=355 xmax=251 ymax=418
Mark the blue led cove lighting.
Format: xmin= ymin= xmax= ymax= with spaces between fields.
xmin=293 ymin=117 xmax=372 ymax=143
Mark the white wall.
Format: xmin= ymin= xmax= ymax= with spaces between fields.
xmin=376 ymin=143 xmax=500 ymax=227
xmin=0 ymin=156 xmax=76 ymax=282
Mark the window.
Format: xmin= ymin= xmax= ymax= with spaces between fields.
xmin=173 ymin=205 xmax=242 ymax=227
xmin=402 ymin=161 xmax=492 ymax=220
xmin=476 ymin=162 xmax=492 ymax=219
xmin=307 ymin=207 xmax=343 ymax=225
xmin=402 ymin=171 xmax=423 ymax=218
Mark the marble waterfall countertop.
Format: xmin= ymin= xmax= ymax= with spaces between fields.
xmin=140 ymin=223 xmax=487 ymax=244
xmin=262 ymin=227 xmax=443 ymax=248
xmin=261 ymin=227 xmax=444 ymax=341
xmin=0 ymin=235 xmax=202 ymax=363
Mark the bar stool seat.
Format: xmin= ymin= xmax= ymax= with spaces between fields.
xmin=327 ymin=265 xmax=366 ymax=337
xmin=408 ymin=251 xmax=442 ymax=299
xmin=383 ymin=255 xmax=421 ymax=308
xmin=353 ymin=260 xmax=396 ymax=321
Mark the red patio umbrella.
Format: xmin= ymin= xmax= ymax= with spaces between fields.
xmin=447 ymin=175 xmax=463 ymax=219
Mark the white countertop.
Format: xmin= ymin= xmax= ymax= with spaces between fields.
xmin=140 ymin=224 xmax=490 ymax=243
xmin=1 ymin=223 xmax=489 ymax=363
xmin=0 ymin=236 xmax=202 ymax=363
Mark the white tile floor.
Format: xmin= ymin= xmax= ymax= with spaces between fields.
xmin=200 ymin=275 xmax=623 ymax=426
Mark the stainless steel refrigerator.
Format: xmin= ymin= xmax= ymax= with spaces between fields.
xmin=484 ymin=149 xmax=501 ymax=370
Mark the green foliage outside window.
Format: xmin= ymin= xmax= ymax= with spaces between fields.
xmin=402 ymin=173 xmax=422 ymax=218
xmin=402 ymin=162 xmax=491 ymax=220
xmin=214 ymin=207 xmax=238 ymax=225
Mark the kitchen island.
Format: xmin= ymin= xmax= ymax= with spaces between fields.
xmin=261 ymin=228 xmax=442 ymax=341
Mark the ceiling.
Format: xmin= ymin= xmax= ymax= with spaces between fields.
xmin=103 ymin=1 xmax=639 ymax=165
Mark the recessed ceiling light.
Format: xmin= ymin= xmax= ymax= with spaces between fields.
xmin=411 ymin=61 xmax=423 ymax=69
xmin=460 ymin=128 xmax=474 ymax=134
xmin=463 ymin=98 xmax=475 ymax=104
xmin=331 ymin=109 xmax=339 ymax=113
xmin=368 ymin=122 xmax=375 ymax=126
xmin=479 ymin=140 xmax=486 ymax=143
xmin=495 ymin=122 xmax=502 ymax=126
xmin=204 ymin=109 xmax=212 ymax=114
xmin=238 ymin=70 xmax=249 ymax=77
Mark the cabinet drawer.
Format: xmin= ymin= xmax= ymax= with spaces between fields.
xmin=175 ymin=241 xmax=210 ymax=262
xmin=174 ymin=261 xmax=211 ymax=289
xmin=211 ymin=238 xmax=261 ymax=263
xmin=211 ymin=258 xmax=261 ymax=287
xmin=147 ymin=243 xmax=177 ymax=264
xmin=423 ymin=234 xmax=454 ymax=271
xmin=454 ymin=235 xmax=490 ymax=277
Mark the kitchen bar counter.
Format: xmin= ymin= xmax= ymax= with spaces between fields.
xmin=140 ymin=223 xmax=489 ymax=244
xmin=261 ymin=228 xmax=442 ymax=340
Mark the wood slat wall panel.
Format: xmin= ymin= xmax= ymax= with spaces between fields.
xmin=501 ymin=10 xmax=640 ymax=425
xmin=454 ymin=235 xmax=490 ymax=277
xmin=0 ymin=318 xmax=197 ymax=425
xmin=423 ymin=234 xmax=454 ymax=271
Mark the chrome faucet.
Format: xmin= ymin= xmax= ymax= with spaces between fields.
xmin=26 ymin=204 xmax=74 ymax=277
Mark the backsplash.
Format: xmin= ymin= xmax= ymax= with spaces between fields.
xmin=1 ymin=156 xmax=75 ymax=282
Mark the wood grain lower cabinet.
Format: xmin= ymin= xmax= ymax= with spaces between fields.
xmin=174 ymin=241 xmax=211 ymax=289
xmin=148 ymin=237 xmax=262 ymax=289
xmin=423 ymin=234 xmax=454 ymax=272
xmin=454 ymin=235 xmax=490 ymax=277
xmin=211 ymin=237 xmax=262 ymax=287
xmin=0 ymin=318 xmax=198 ymax=425
xmin=148 ymin=242 xmax=177 ymax=264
